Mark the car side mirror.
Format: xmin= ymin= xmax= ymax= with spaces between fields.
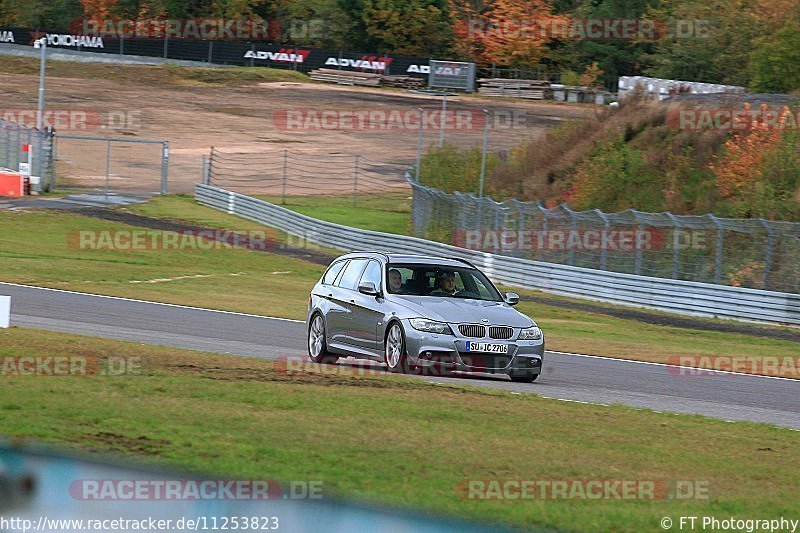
xmin=358 ymin=281 xmax=380 ymax=296
xmin=504 ymin=292 xmax=520 ymax=306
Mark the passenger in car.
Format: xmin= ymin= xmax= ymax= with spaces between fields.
xmin=388 ymin=268 xmax=409 ymax=294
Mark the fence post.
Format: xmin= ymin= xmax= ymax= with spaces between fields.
xmin=104 ymin=139 xmax=111 ymax=198
xmin=666 ymin=213 xmax=681 ymax=279
xmin=493 ymin=202 xmax=501 ymax=243
xmin=598 ymin=211 xmax=609 ymax=271
xmin=281 ymin=149 xmax=288 ymax=205
xmin=47 ymin=130 xmax=55 ymax=191
xmin=163 ymin=35 xmax=168 ymax=58
xmin=415 ymin=107 xmax=423 ymax=181
xmin=439 ymin=95 xmax=446 ymax=147
xmin=635 ymin=223 xmax=644 ymax=276
xmin=2 ymin=123 xmax=8 ymax=168
xmin=160 ymin=141 xmax=169 ymax=194
xmin=120 ymin=35 xmax=124 ymax=55
xmin=565 ymin=205 xmax=576 ymax=266
xmin=207 ymin=41 xmax=213 ymax=64
xmin=25 ymin=129 xmax=32 ymax=183
xmin=353 ymin=155 xmax=360 ymax=207
xmin=540 ymin=207 xmax=549 ymax=263
xmin=710 ymin=215 xmax=724 ymax=284
xmin=32 ymin=129 xmax=43 ymax=192
xmin=479 ymin=109 xmax=489 ymax=197
xmin=759 ymin=218 xmax=774 ymax=290
xmin=201 ymin=154 xmax=209 ymax=185
xmin=208 ymin=146 xmax=215 ymax=185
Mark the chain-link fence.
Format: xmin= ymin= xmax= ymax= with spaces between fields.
xmin=410 ymin=177 xmax=800 ymax=293
xmin=53 ymin=135 xmax=169 ymax=193
xmin=0 ymin=118 xmax=55 ymax=191
xmin=206 ymin=148 xmax=409 ymax=201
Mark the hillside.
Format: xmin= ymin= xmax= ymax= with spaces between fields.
xmin=420 ymin=94 xmax=800 ymax=220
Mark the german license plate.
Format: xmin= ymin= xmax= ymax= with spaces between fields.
xmin=464 ymin=342 xmax=508 ymax=353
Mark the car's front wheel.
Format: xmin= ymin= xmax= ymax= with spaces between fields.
xmin=384 ymin=322 xmax=412 ymax=373
xmin=308 ymin=314 xmax=338 ymax=364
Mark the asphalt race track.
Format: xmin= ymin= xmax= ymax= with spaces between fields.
xmin=3 ymin=282 xmax=799 ymax=430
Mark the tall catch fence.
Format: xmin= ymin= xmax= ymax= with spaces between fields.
xmin=410 ymin=177 xmax=800 ymax=293
xmin=206 ymin=148 xmax=409 ymax=200
xmin=0 ymin=118 xmax=55 ymax=191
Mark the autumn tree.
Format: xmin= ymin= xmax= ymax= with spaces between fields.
xmin=450 ymin=0 xmax=562 ymax=66
xmin=708 ymin=105 xmax=800 ymax=218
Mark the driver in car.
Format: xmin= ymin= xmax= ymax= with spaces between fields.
xmin=429 ymin=271 xmax=459 ymax=296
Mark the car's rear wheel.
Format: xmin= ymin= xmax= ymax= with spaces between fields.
xmin=385 ymin=322 xmax=412 ymax=373
xmin=509 ymin=373 xmax=539 ymax=383
xmin=308 ymin=314 xmax=338 ymax=364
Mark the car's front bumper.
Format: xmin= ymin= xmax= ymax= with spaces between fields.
xmin=402 ymin=320 xmax=545 ymax=376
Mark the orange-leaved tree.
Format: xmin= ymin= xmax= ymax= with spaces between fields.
xmin=80 ymin=0 xmax=117 ymax=17
xmin=708 ymin=104 xmax=789 ymax=200
xmin=450 ymin=0 xmax=564 ymax=66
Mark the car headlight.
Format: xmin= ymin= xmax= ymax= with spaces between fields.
xmin=518 ymin=326 xmax=542 ymax=340
xmin=409 ymin=318 xmax=452 ymax=335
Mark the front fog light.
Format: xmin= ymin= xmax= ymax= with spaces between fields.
xmin=518 ymin=326 xmax=542 ymax=340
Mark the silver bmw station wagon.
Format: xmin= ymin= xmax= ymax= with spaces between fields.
xmin=306 ymin=252 xmax=544 ymax=382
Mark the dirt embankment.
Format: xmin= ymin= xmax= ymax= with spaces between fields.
xmin=0 ymin=70 xmax=593 ymax=194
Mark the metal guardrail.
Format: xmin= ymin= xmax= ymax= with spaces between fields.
xmin=195 ymin=183 xmax=800 ymax=326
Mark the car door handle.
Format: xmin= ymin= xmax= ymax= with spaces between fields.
xmin=349 ymin=299 xmax=355 ymax=305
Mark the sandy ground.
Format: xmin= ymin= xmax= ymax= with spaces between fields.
xmin=0 ymin=73 xmax=594 ymax=194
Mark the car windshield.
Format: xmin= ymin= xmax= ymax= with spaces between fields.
xmin=386 ymin=263 xmax=502 ymax=301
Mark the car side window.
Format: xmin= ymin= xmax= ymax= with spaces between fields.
xmin=336 ymin=259 xmax=368 ymax=290
xmin=322 ymin=260 xmax=347 ymax=285
xmin=359 ymin=260 xmax=382 ymax=290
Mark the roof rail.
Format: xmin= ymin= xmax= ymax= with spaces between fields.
xmin=449 ymin=256 xmax=477 ymax=268
xmin=360 ymin=250 xmax=391 ymax=261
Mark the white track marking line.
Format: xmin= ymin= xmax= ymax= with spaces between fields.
xmin=0 ymin=281 xmax=304 ymax=323
xmin=547 ymin=350 xmax=800 ymax=382
xmin=2 ymin=282 xmax=798 ymax=383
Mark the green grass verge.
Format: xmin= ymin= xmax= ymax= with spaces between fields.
xmin=1 ymin=201 xmax=797 ymax=374
xmin=255 ymin=193 xmax=412 ymax=235
xmin=0 ymin=57 xmax=309 ymax=87
xmin=1 ymin=326 xmax=798 ymax=533
xmin=0 ymin=207 xmax=316 ymax=319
